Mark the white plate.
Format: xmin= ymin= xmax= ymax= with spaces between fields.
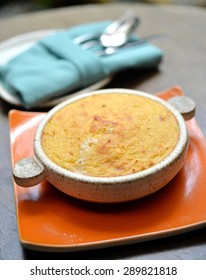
xmin=0 ymin=30 xmax=111 ymax=108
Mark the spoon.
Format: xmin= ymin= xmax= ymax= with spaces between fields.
xmin=74 ymin=12 xmax=140 ymax=48
xmin=100 ymin=13 xmax=140 ymax=48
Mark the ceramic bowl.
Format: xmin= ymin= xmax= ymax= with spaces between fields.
xmin=12 ymin=88 xmax=195 ymax=203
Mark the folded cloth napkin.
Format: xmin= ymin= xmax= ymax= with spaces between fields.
xmin=0 ymin=21 xmax=163 ymax=109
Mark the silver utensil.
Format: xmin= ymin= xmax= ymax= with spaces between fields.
xmin=96 ymin=33 xmax=166 ymax=56
xmin=74 ymin=12 xmax=140 ymax=48
xmin=99 ymin=13 xmax=140 ymax=48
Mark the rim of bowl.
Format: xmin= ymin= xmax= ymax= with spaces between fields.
xmin=34 ymin=88 xmax=188 ymax=184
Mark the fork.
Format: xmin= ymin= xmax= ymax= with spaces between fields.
xmin=95 ymin=33 xmax=167 ymax=56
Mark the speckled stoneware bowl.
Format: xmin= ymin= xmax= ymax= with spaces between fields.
xmin=13 ymin=88 xmax=195 ymax=203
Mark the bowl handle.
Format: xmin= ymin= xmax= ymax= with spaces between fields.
xmin=167 ymin=96 xmax=195 ymax=121
xmin=13 ymin=157 xmax=45 ymax=187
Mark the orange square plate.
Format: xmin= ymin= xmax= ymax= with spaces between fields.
xmin=9 ymin=87 xmax=206 ymax=251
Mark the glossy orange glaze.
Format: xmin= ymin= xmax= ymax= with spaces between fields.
xmin=9 ymin=86 xmax=206 ymax=250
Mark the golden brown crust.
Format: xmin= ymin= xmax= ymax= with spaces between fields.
xmin=42 ymin=94 xmax=179 ymax=177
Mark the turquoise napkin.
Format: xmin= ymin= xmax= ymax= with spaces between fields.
xmin=0 ymin=21 xmax=163 ymax=109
